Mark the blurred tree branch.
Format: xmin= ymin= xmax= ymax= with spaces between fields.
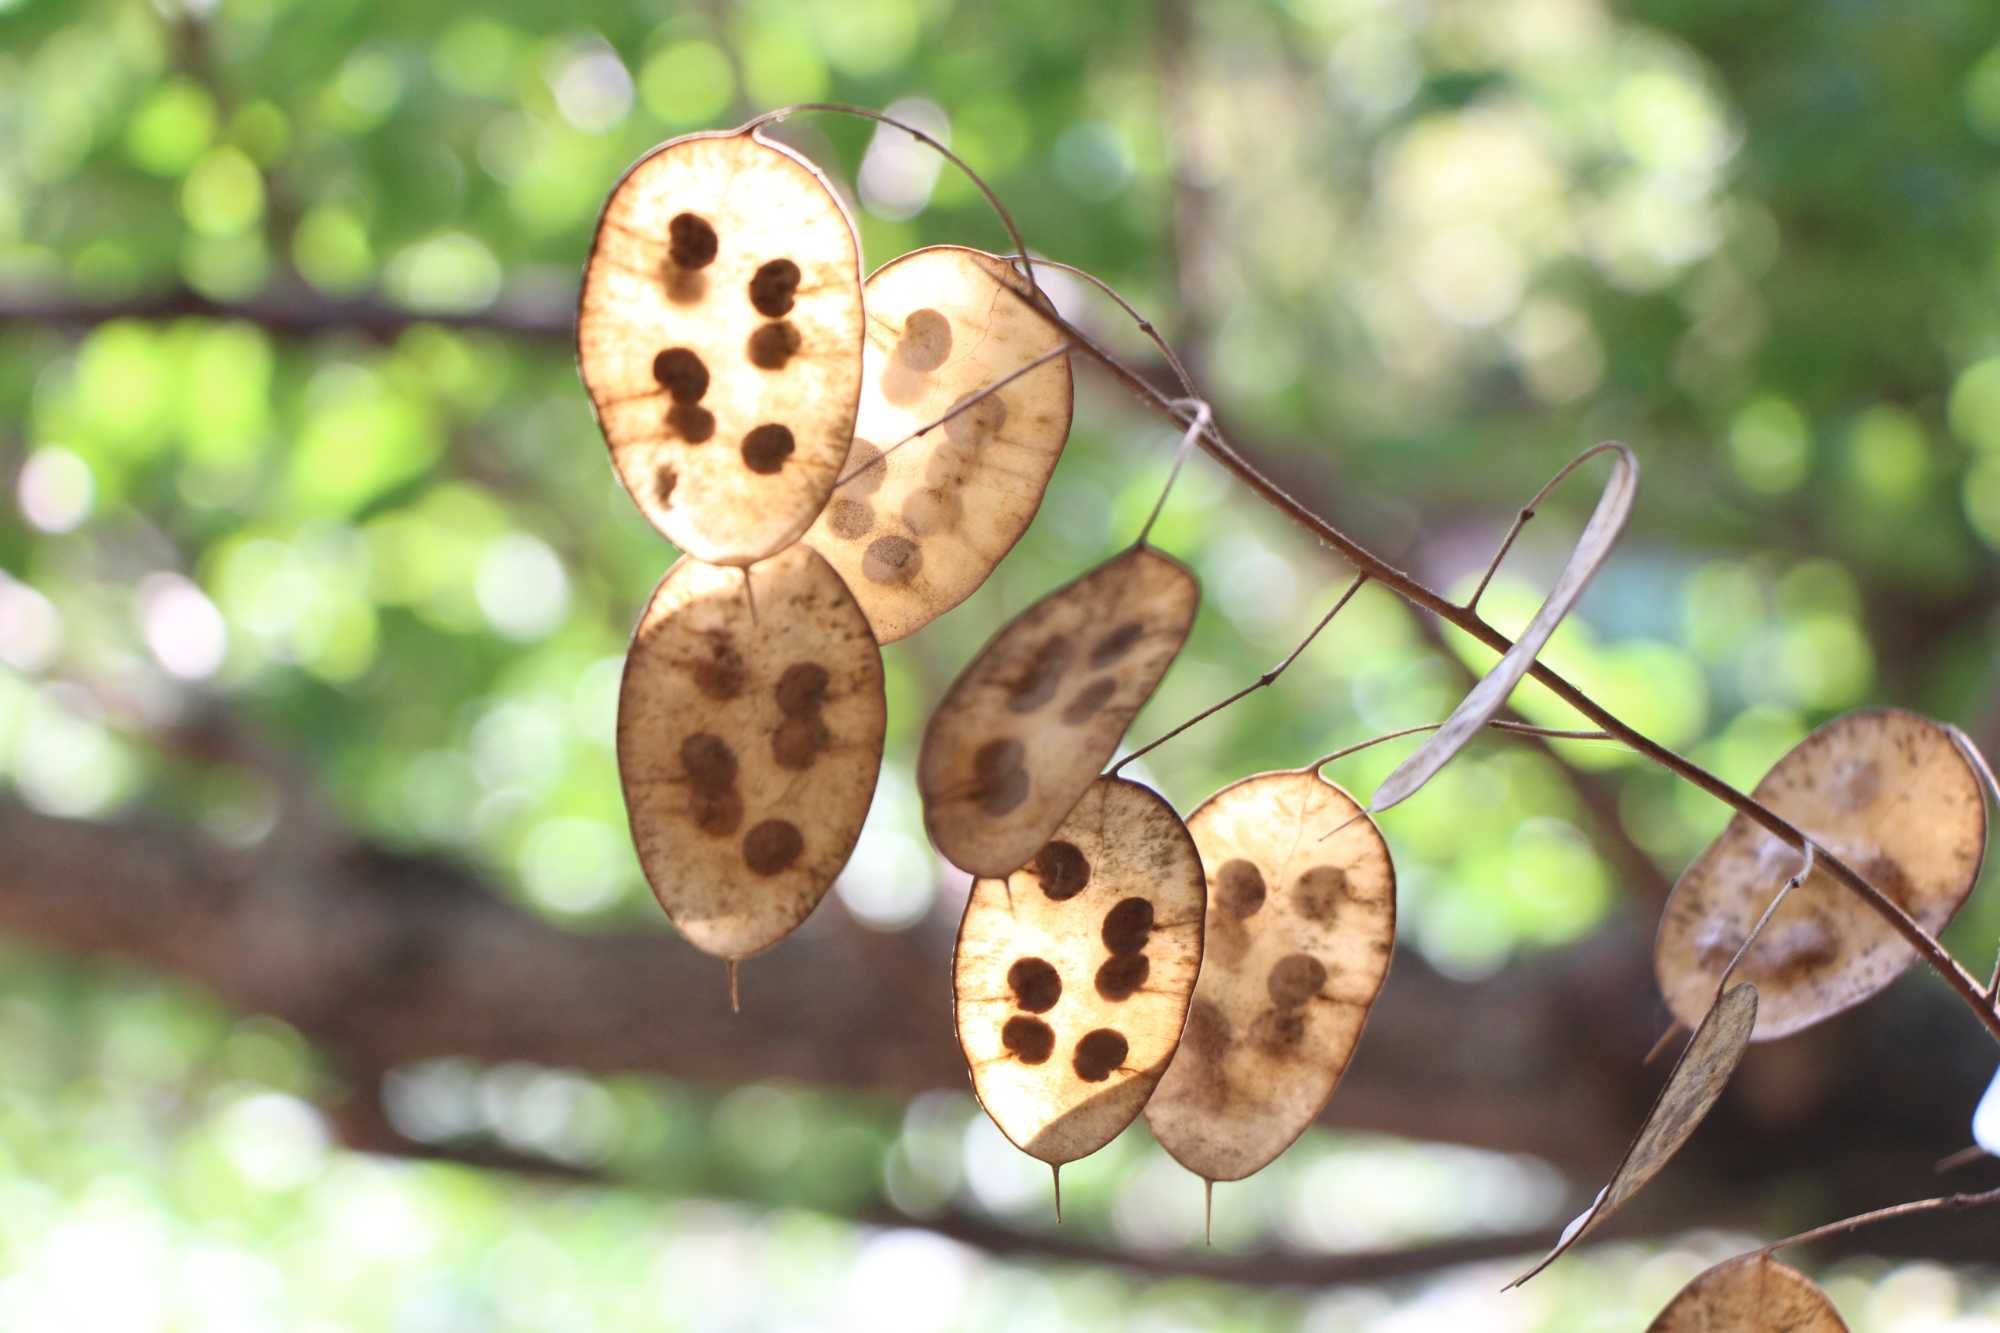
xmin=1 ymin=793 xmax=1993 ymax=1269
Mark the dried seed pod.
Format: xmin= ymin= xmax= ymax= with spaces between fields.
xmin=1145 ymin=770 xmax=1396 ymax=1183
xmin=579 ymin=128 xmax=863 ymax=565
xmin=1655 ymin=708 xmax=1987 ymax=1041
xmin=618 ymin=545 xmax=885 ymax=959
xmin=919 ymin=545 xmax=1199 ymax=877
xmin=805 ymin=246 xmax=1074 ymax=643
xmin=1372 ymin=442 xmax=1637 ymax=812
xmin=1510 ymin=983 xmax=1758 ymax=1288
xmin=1646 ymin=1254 xmax=1848 ymax=1333
xmin=952 ymin=777 xmax=1206 ymax=1165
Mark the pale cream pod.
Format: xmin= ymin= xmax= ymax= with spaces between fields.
xmin=579 ymin=127 xmax=864 ymax=565
xmin=953 ymin=777 xmax=1205 ymax=1167
xmin=806 ymin=245 xmax=1074 ymax=643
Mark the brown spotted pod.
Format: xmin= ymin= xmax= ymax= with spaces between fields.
xmin=1145 ymin=769 xmax=1395 ymax=1183
xmin=918 ymin=545 xmax=1199 ymax=878
xmin=952 ymin=777 xmax=1205 ymax=1165
xmin=1646 ymin=1254 xmax=1848 ymax=1333
xmin=804 ymin=245 xmax=1074 ymax=643
xmin=617 ymin=545 xmax=885 ymax=959
xmin=578 ymin=127 xmax=864 ymax=566
xmin=1654 ymin=708 xmax=1986 ymax=1041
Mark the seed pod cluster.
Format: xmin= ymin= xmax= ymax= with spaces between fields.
xmin=583 ymin=128 xmax=1093 ymax=980
xmin=580 ymin=120 xmax=1998 ymax=1247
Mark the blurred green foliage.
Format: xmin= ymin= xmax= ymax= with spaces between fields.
xmin=3 ymin=0 xmax=2000 ymax=1324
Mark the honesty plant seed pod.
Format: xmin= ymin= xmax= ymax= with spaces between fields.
xmin=618 ymin=545 xmax=885 ymax=959
xmin=953 ymin=777 xmax=1205 ymax=1166
xmin=1510 ymin=983 xmax=1757 ymax=1288
xmin=1655 ymin=708 xmax=1986 ymax=1041
xmin=579 ymin=128 xmax=864 ymax=565
xmin=919 ymin=545 xmax=1199 ymax=877
xmin=1646 ymin=1254 xmax=1848 ymax=1333
xmin=1373 ymin=442 xmax=1637 ymax=813
xmin=1146 ymin=769 xmax=1395 ymax=1183
xmin=805 ymin=246 xmax=1074 ymax=643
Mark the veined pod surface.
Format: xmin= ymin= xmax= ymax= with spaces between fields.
xmin=618 ymin=545 xmax=885 ymax=958
xmin=1655 ymin=708 xmax=1986 ymax=1041
xmin=579 ymin=128 xmax=864 ymax=565
xmin=1146 ymin=769 xmax=1395 ymax=1183
xmin=919 ymin=545 xmax=1198 ymax=877
xmin=805 ymin=245 xmax=1074 ymax=643
xmin=953 ymin=777 xmax=1205 ymax=1165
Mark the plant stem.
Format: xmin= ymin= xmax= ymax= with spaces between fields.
xmin=1050 ymin=304 xmax=2000 ymax=1045
xmin=1110 ymin=571 xmax=1368 ymax=777
xmin=1761 ymin=1185 xmax=2000 ymax=1255
xmin=764 ymin=101 xmax=2000 ymax=1048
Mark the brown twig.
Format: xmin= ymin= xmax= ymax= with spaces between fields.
xmin=1761 ymin=1186 xmax=2000 ymax=1256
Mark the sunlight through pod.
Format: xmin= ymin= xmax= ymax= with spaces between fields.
xmin=1509 ymin=983 xmax=1757 ymax=1288
xmin=579 ymin=127 xmax=863 ymax=565
xmin=1655 ymin=709 xmax=1987 ymax=1041
xmin=953 ymin=777 xmax=1205 ymax=1169
xmin=919 ymin=546 xmax=1198 ymax=877
xmin=805 ymin=246 xmax=1074 ymax=642
xmin=1145 ymin=769 xmax=1395 ymax=1186
xmin=1646 ymin=1254 xmax=1848 ymax=1333
xmin=618 ymin=545 xmax=885 ymax=961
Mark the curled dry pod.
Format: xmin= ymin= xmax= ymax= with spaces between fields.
xmin=578 ymin=128 xmax=863 ymax=565
xmin=919 ymin=545 xmax=1199 ymax=877
xmin=952 ymin=777 xmax=1205 ymax=1165
xmin=1655 ymin=708 xmax=1987 ymax=1041
xmin=1510 ymin=983 xmax=1758 ymax=1288
xmin=806 ymin=246 xmax=1074 ymax=643
xmin=1145 ymin=769 xmax=1396 ymax=1183
xmin=1646 ymin=1254 xmax=1848 ymax=1333
xmin=618 ymin=545 xmax=885 ymax=959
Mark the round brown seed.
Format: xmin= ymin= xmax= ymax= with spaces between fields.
xmin=1101 ymin=897 xmax=1155 ymax=954
xmin=667 ymin=212 xmax=718 ymax=269
xmin=1002 ymin=1015 xmax=1055 ymax=1064
xmin=1072 ymin=1028 xmax=1129 ymax=1082
xmin=1033 ymin=840 xmax=1091 ymax=901
xmin=862 ymin=535 xmax=922 ymax=586
xmin=742 ymin=423 xmax=795 ymax=474
xmin=1095 ymin=953 xmax=1150 ymax=1002
xmin=1267 ymin=953 xmax=1328 ymax=1010
xmin=742 ymin=819 xmax=804 ymax=875
xmin=652 ymin=347 xmax=709 ymax=403
xmin=748 ymin=258 xmax=800 ymax=318
xmin=680 ymin=732 xmax=738 ymax=794
xmin=1008 ymin=956 xmax=1062 ymax=1013
xmin=775 ymin=662 xmax=831 ymax=717
xmin=897 ymin=307 xmax=954 ymax=371
xmin=747 ymin=321 xmax=802 ymax=370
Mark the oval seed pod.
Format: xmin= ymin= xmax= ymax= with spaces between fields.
xmin=618 ymin=545 xmax=885 ymax=959
xmin=578 ymin=128 xmax=864 ymax=565
xmin=804 ymin=245 xmax=1074 ymax=643
xmin=1646 ymin=1254 xmax=1848 ymax=1333
xmin=919 ymin=545 xmax=1199 ymax=877
xmin=1655 ymin=708 xmax=1987 ymax=1041
xmin=953 ymin=777 xmax=1206 ymax=1165
xmin=1145 ymin=770 xmax=1396 ymax=1183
